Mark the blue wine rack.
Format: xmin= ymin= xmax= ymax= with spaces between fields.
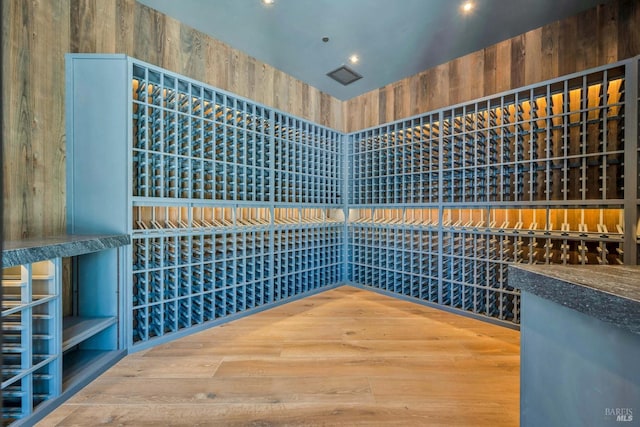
xmin=66 ymin=54 xmax=639 ymax=351
xmin=1 ymin=260 xmax=59 ymax=425
xmin=347 ymin=63 xmax=632 ymax=324
xmin=125 ymin=59 xmax=345 ymax=346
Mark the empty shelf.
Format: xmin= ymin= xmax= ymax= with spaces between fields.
xmin=62 ymin=316 xmax=117 ymax=352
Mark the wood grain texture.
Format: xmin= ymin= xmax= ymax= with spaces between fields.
xmin=2 ymin=0 xmax=69 ymax=239
xmin=133 ymin=1 xmax=165 ymax=67
xmin=377 ymin=87 xmax=387 ymax=125
xmin=429 ymin=64 xmax=450 ymax=111
xmin=414 ymin=72 xmax=429 ymax=117
xmin=483 ymin=44 xmax=498 ymax=96
xmin=466 ymin=50 xmax=485 ymax=101
xmin=94 ymin=1 xmax=117 ymax=53
xmin=344 ymin=0 xmax=640 ymax=132
xmin=510 ymin=34 xmax=526 ymax=89
xmin=114 ymin=0 xmax=135 ymax=54
xmin=558 ymin=14 xmax=578 ymax=77
xmin=393 ymin=81 xmax=408 ymax=121
xmin=599 ymin=2 xmax=618 ymax=65
xmin=576 ymin=6 xmax=598 ymax=72
xmin=494 ymin=39 xmax=512 ymax=94
xmin=523 ymin=29 xmax=542 ymax=85
xmin=618 ymin=0 xmax=640 ymax=60
xmin=39 ymin=286 xmax=520 ymax=426
xmin=541 ymin=21 xmax=560 ymax=82
xmin=69 ymin=0 xmax=95 ymax=53
xmin=448 ymin=58 xmax=462 ymax=108
xmin=385 ymin=84 xmax=395 ymax=123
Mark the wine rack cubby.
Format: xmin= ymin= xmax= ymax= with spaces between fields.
xmin=350 ymin=68 xmax=625 ymax=205
xmin=130 ymin=205 xmax=343 ymax=343
xmin=348 ymin=207 xmax=624 ymax=322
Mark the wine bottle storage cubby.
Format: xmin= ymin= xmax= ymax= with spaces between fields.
xmin=273 ymin=226 xmax=343 ymax=301
xmin=350 ymin=112 xmax=441 ymax=205
xmin=273 ymin=113 xmax=342 ymax=204
xmin=132 ymin=64 xmax=341 ymax=205
xmin=132 ymin=65 xmax=271 ymax=202
xmin=349 ymin=224 xmax=440 ymax=304
xmin=350 ymin=67 xmax=625 ymax=206
xmin=131 ymin=203 xmax=343 ymax=343
xmin=132 ymin=206 xmax=342 ymax=232
xmin=348 ymin=204 xmax=625 ymax=323
xmin=2 ymin=260 xmax=59 ymax=425
xmin=131 ymin=220 xmax=343 ymax=343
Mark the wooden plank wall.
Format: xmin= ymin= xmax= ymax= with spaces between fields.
xmin=344 ymin=0 xmax=640 ymax=132
xmin=1 ymin=0 xmax=343 ymax=240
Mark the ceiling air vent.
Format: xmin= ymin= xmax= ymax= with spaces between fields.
xmin=327 ymin=65 xmax=362 ymax=86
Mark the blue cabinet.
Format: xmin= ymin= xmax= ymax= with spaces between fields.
xmin=1 ymin=235 xmax=129 ymax=426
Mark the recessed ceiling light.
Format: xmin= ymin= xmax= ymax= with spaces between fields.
xmin=461 ymin=1 xmax=474 ymax=13
xmin=349 ymin=54 xmax=359 ymax=64
xmin=262 ymin=0 xmax=274 ymax=5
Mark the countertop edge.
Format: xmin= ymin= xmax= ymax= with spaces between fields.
xmin=509 ymin=265 xmax=640 ymax=335
xmin=2 ymin=234 xmax=131 ymax=267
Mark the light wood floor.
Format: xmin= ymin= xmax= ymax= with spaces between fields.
xmin=39 ymin=286 xmax=520 ymax=426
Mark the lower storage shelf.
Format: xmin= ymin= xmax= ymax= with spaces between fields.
xmin=62 ymin=316 xmax=118 ymax=352
xmin=62 ymin=349 xmax=125 ymax=392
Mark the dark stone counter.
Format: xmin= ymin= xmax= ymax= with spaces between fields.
xmin=510 ymin=264 xmax=640 ymax=426
xmin=2 ymin=234 xmax=130 ymax=267
xmin=509 ymin=264 xmax=640 ymax=335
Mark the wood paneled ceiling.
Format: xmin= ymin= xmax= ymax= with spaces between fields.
xmin=137 ymin=0 xmax=609 ymax=100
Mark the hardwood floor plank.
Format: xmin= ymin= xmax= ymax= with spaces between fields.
xmin=368 ymin=376 xmax=518 ymax=399
xmin=39 ymin=286 xmax=520 ymax=426
xmin=280 ymin=339 xmax=468 ymax=358
xmin=39 ymin=403 xmax=506 ymax=427
xmin=142 ymin=341 xmax=284 ymax=358
xmin=34 ymin=405 xmax=79 ymax=427
xmin=214 ymin=354 xmax=518 ymax=378
xmin=194 ymin=319 xmax=481 ymax=341
xmin=102 ymin=356 xmax=222 ymax=378
xmin=65 ymin=377 xmax=374 ymax=405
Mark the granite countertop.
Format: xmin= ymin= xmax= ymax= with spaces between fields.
xmin=509 ymin=264 xmax=640 ymax=335
xmin=2 ymin=234 xmax=130 ymax=268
